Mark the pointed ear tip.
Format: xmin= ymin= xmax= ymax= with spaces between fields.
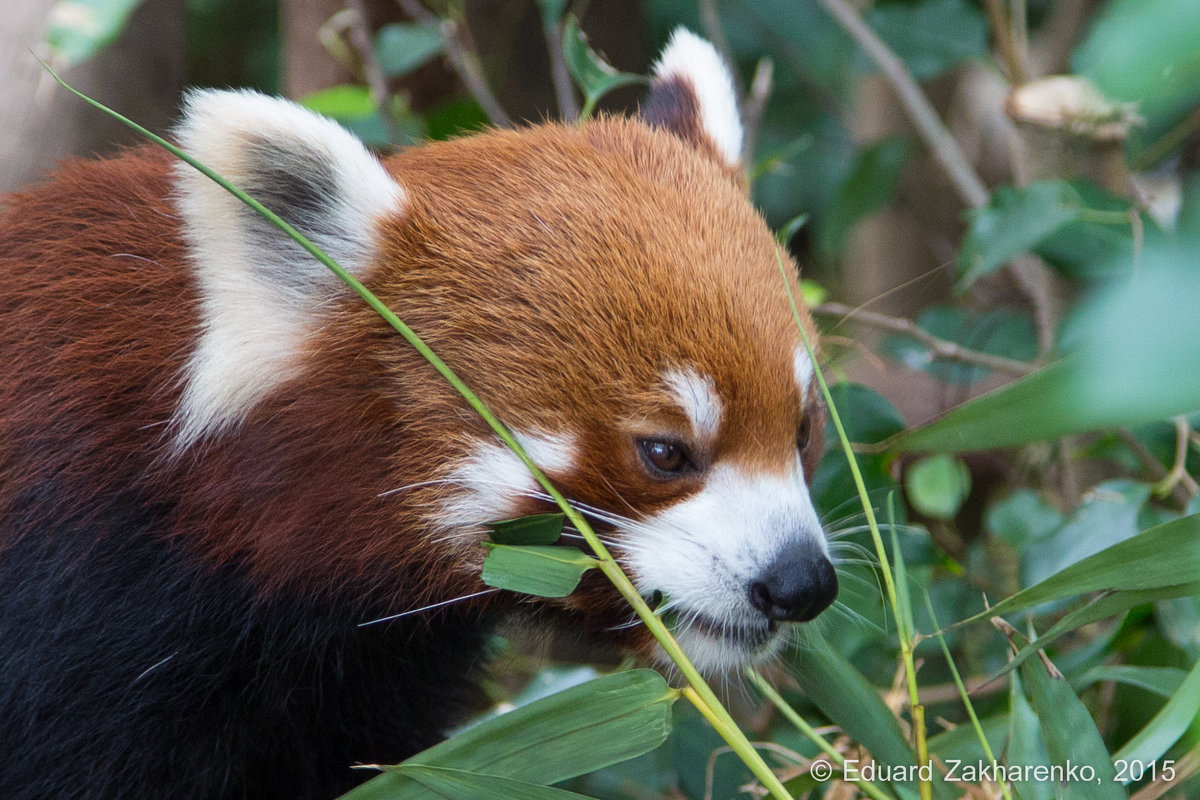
xmin=648 ymin=28 xmax=744 ymax=169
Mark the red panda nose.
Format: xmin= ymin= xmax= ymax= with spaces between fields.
xmin=749 ymin=543 xmax=839 ymax=623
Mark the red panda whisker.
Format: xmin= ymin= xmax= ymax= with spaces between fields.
xmin=604 ymin=615 xmax=645 ymax=633
xmin=818 ymin=487 xmax=897 ymax=527
xmin=824 ymin=599 xmax=879 ymax=633
xmin=827 ymin=540 xmax=877 ymax=563
xmin=357 ymin=588 xmax=501 ymax=627
xmin=559 ymin=530 xmax=622 ymax=549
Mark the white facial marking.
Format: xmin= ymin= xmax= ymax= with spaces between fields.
xmin=514 ymin=430 xmax=578 ymax=475
xmin=793 ymin=345 xmax=815 ymax=394
xmin=652 ymin=28 xmax=744 ymax=169
xmin=622 ymin=458 xmax=827 ymax=673
xmin=440 ymin=431 xmax=578 ymax=536
xmin=663 ymin=368 xmax=723 ymax=441
xmin=170 ymin=89 xmax=405 ymax=452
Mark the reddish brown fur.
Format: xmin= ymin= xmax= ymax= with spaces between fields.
xmin=0 ymin=116 xmax=820 ymax=658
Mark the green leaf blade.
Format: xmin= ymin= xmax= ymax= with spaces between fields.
xmin=562 ymin=17 xmax=644 ymax=118
xmin=487 ymin=513 xmax=566 ymax=546
xmin=958 ymin=181 xmax=1082 ymax=288
xmin=393 ymin=765 xmax=594 ymax=800
xmin=339 ymin=670 xmax=676 ymax=800
xmin=375 ymin=22 xmax=445 ymax=79
xmin=44 ymin=0 xmax=146 ymax=68
xmin=481 ymin=544 xmax=597 ymax=598
xmin=1020 ymin=653 xmax=1127 ymax=799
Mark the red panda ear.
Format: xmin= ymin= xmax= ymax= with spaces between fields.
xmin=170 ymin=90 xmax=405 ymax=451
xmin=641 ymin=28 xmax=743 ymax=172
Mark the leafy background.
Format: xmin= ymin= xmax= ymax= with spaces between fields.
xmin=9 ymin=0 xmax=1200 ymax=798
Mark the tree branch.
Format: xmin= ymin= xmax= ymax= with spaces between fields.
xmin=814 ymin=0 xmax=989 ymax=209
xmin=543 ymin=14 xmax=579 ymax=120
xmin=814 ymin=301 xmax=1035 ymax=377
xmin=341 ymin=0 xmax=404 ymax=142
xmin=741 ymin=57 xmax=773 ymax=167
xmin=395 ymin=0 xmax=513 ymax=127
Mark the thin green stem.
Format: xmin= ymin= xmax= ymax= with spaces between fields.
xmin=746 ymin=669 xmax=896 ymax=800
xmin=925 ymin=598 xmax=1015 ymax=800
xmin=47 ymin=66 xmax=793 ymax=800
xmin=776 ymin=252 xmax=932 ymax=800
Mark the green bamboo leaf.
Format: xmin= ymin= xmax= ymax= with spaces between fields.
xmin=959 ymin=181 xmax=1083 ymax=287
xmin=392 ymin=765 xmax=593 ymax=800
xmin=481 ymin=544 xmax=598 ymax=597
xmin=487 ymin=513 xmax=566 ymax=546
xmin=340 ymin=671 xmax=677 ymax=800
xmin=300 ymin=85 xmax=377 ymax=119
xmin=1020 ymin=651 xmax=1126 ymax=799
xmin=1113 ymin=656 xmax=1200 ymax=766
xmin=375 ymin=22 xmax=445 ymax=78
xmin=957 ymin=513 xmax=1200 ymax=625
xmin=1075 ymin=665 xmax=1188 ymax=699
xmin=893 ymin=246 xmax=1200 ymax=453
xmin=789 ymin=628 xmax=958 ymax=800
xmin=562 ymin=16 xmax=644 ymax=119
xmin=983 ymin=584 xmax=1200 ymax=683
xmin=43 ymin=0 xmax=145 ymax=68
xmin=1007 ymin=671 xmax=1054 ymax=800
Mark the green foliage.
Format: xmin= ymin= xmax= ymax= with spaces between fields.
xmin=43 ymin=0 xmax=146 ymax=68
xmin=819 ymin=137 xmax=910 ymax=256
xmin=863 ymin=0 xmax=988 ymax=81
xmin=904 ymin=454 xmax=970 ymax=520
xmin=883 ymin=305 xmax=1037 ymax=384
xmin=561 ymin=17 xmax=644 ymax=120
xmin=1073 ymin=0 xmax=1200 ymax=137
xmin=341 ymin=670 xmax=677 ymax=800
xmin=481 ymin=544 xmax=597 ymax=598
xmin=487 ymin=513 xmax=566 ymax=546
xmin=374 ymin=22 xmax=445 ymax=78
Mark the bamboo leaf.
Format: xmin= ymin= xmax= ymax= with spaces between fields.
xmin=487 ymin=513 xmax=566 ymax=546
xmin=562 ymin=16 xmax=644 ymax=118
xmin=983 ymin=584 xmax=1200 ymax=683
xmin=1074 ymin=665 xmax=1188 ymax=699
xmin=957 ymin=513 xmax=1200 ymax=626
xmin=789 ymin=628 xmax=958 ymax=800
xmin=340 ymin=671 xmax=677 ymax=800
xmin=1113 ymin=656 xmax=1200 ymax=766
xmin=1020 ymin=652 xmax=1127 ymax=799
xmin=892 ymin=249 xmax=1200 ymax=453
xmin=392 ymin=765 xmax=593 ymax=800
xmin=1007 ymin=671 xmax=1054 ymax=800
xmin=481 ymin=544 xmax=598 ymax=598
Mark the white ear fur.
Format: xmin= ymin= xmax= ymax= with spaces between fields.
xmin=171 ymin=89 xmax=405 ymax=451
xmin=649 ymin=28 xmax=743 ymax=169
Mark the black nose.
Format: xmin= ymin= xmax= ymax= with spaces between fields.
xmin=749 ymin=543 xmax=838 ymax=622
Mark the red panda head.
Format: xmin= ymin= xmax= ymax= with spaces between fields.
xmin=167 ymin=29 xmax=836 ymax=673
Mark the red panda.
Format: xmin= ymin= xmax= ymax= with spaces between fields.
xmin=0 ymin=30 xmax=836 ymax=800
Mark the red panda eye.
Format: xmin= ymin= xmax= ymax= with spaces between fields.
xmin=638 ymin=438 xmax=692 ymax=477
xmin=797 ymin=417 xmax=811 ymax=451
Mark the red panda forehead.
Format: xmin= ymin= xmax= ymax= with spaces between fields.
xmin=376 ymin=119 xmax=811 ymax=464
